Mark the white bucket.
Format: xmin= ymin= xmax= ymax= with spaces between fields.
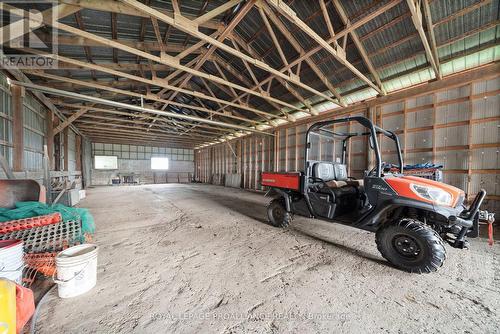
xmin=0 ymin=240 xmax=24 ymax=285
xmin=55 ymin=244 xmax=98 ymax=298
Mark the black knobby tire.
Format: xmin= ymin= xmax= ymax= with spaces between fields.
xmin=267 ymin=198 xmax=292 ymax=228
xmin=376 ymin=219 xmax=446 ymax=274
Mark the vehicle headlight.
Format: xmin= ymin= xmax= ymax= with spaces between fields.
xmin=410 ymin=183 xmax=453 ymax=206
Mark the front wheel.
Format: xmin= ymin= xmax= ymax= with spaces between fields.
xmin=376 ymin=219 xmax=446 ymax=273
xmin=267 ymin=198 xmax=292 ymax=228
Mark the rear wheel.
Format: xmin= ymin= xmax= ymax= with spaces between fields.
xmin=376 ymin=219 xmax=446 ymax=273
xmin=267 ymin=198 xmax=291 ymax=228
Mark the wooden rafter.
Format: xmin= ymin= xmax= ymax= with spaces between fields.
xmin=155 ymin=0 xmax=257 ymax=125
xmin=332 ymin=0 xmax=386 ymax=94
xmin=57 ymin=102 xmax=231 ymax=134
xmin=266 ymin=0 xmax=384 ymax=95
xmin=405 ymin=0 xmax=441 ymax=79
xmin=422 ymin=0 xmax=441 ymax=74
xmin=74 ymin=11 xmax=97 ymax=81
xmin=21 ymin=49 xmax=287 ymax=121
xmin=230 ymin=34 xmax=316 ymax=115
xmin=53 ymin=106 xmax=92 ymax=135
xmin=120 ymin=0 xmax=339 ymax=106
xmin=194 ymin=0 xmax=243 ymax=24
xmin=27 ymin=70 xmax=262 ymax=125
xmin=259 ymin=3 xmax=347 ymax=106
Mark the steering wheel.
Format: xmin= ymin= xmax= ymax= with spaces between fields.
xmin=308 ymin=176 xmax=335 ymax=197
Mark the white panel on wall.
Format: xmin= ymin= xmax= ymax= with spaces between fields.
xmin=436 ymin=85 xmax=470 ymax=102
xmin=471 ymin=121 xmax=499 ymax=145
xmin=406 ymin=130 xmax=432 ymax=149
xmin=408 ymin=108 xmax=433 ymax=128
xmin=407 ymin=94 xmax=433 ymax=108
xmin=435 ymin=126 xmax=469 ymax=147
xmin=472 ymin=95 xmax=499 ymax=119
xmin=443 ymin=173 xmax=468 ymax=191
xmin=471 ymin=148 xmax=499 ymax=169
xmin=406 ymin=152 xmax=433 ymax=165
xmin=473 ymin=77 xmax=500 ymax=94
xmin=435 ymin=101 xmax=470 ymax=124
xmin=382 ymin=114 xmax=404 ymax=131
xmin=470 ymin=174 xmax=500 ymax=196
xmin=351 ymin=138 xmax=366 ymax=154
xmin=381 ymin=102 xmax=404 ymax=114
xmin=435 ymin=150 xmax=469 ymax=170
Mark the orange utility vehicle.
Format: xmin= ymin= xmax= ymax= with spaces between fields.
xmin=262 ymin=116 xmax=494 ymax=273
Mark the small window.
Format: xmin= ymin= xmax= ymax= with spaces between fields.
xmin=151 ymin=157 xmax=169 ymax=170
xmin=94 ymin=156 xmax=118 ymax=169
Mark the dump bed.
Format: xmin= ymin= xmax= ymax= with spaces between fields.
xmin=261 ymin=172 xmax=301 ymax=191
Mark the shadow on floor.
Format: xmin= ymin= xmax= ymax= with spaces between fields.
xmin=291 ymin=222 xmax=390 ymax=267
xmin=200 ymin=188 xmax=390 ymax=267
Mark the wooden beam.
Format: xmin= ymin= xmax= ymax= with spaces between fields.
xmin=72 ymin=113 xmax=227 ymax=136
xmin=156 ymin=0 xmax=257 ymax=125
xmin=111 ymin=13 xmax=118 ymax=64
xmin=332 ymin=0 xmax=386 ymax=94
xmin=258 ymin=5 xmax=289 ymax=71
xmin=63 ymin=127 xmax=69 ymax=171
xmin=11 ymin=85 xmax=24 ymax=172
xmin=74 ymin=11 xmax=97 ymax=80
xmin=22 ymin=52 xmax=284 ymax=121
xmin=258 ymin=4 xmax=347 ymax=106
xmin=27 ymin=70 xmax=262 ymax=125
xmin=266 ymin=0 xmax=384 ymax=94
xmin=229 ymin=38 xmax=313 ymax=115
xmin=319 ymin=0 xmax=337 ymax=43
xmin=53 ymin=106 xmax=92 ymax=135
xmin=406 ymin=0 xmax=441 ymax=79
xmin=194 ymin=0 xmax=243 ymax=24
xmin=46 ymin=109 xmax=54 ymax=168
xmin=120 ymin=0 xmax=338 ymax=106
xmin=249 ymin=0 xmax=401 ymax=98
xmin=78 ymin=126 xmax=206 ymax=143
xmin=59 ymin=0 xmax=222 ymax=30
xmin=75 ymin=120 xmax=212 ymax=139
xmin=57 ymin=102 xmax=231 ymax=133
xmin=49 ymin=21 xmax=301 ymax=115
xmin=38 ymin=33 xmax=203 ymax=54
xmin=75 ymin=135 xmax=82 ymax=171
xmin=422 ymin=0 xmax=440 ymax=73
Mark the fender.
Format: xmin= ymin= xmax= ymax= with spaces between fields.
xmin=355 ymin=198 xmax=440 ymax=231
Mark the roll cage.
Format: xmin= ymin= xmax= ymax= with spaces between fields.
xmin=304 ymin=116 xmax=403 ymax=182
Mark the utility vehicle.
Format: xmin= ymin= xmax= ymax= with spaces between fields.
xmin=262 ymin=116 xmax=494 ymax=273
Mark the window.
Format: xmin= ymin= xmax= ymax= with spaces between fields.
xmin=151 ymin=157 xmax=169 ymax=170
xmin=94 ymin=156 xmax=118 ymax=169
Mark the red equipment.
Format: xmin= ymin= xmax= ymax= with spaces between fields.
xmin=261 ymin=172 xmax=301 ymax=191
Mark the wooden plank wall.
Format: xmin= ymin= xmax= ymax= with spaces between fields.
xmin=194 ymin=74 xmax=499 ymax=213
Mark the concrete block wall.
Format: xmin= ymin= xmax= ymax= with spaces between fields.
xmin=90 ymin=142 xmax=194 ymax=185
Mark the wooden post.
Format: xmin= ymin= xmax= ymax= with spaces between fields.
xmin=46 ymin=109 xmax=54 ymax=169
xmin=11 ymin=85 xmax=24 ymax=172
xmin=76 ymin=135 xmax=82 ymax=171
xmin=53 ymin=117 xmax=61 ymax=171
xmin=63 ymin=127 xmax=69 ymax=171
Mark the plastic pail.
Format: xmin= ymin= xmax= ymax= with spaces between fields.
xmin=55 ymin=244 xmax=98 ymax=298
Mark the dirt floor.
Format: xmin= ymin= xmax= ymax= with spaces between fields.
xmin=36 ymin=184 xmax=499 ymax=333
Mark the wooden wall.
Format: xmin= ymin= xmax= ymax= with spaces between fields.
xmin=194 ymin=71 xmax=499 ymax=214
